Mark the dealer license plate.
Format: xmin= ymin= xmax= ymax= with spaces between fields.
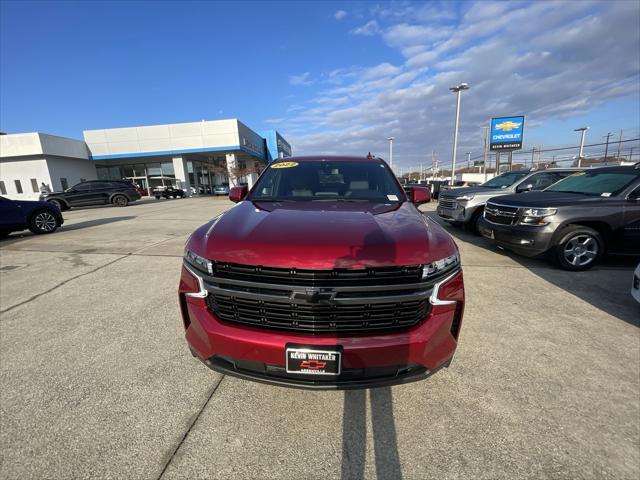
xmin=286 ymin=347 xmax=341 ymax=375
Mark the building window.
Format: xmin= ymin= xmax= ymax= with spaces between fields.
xmin=96 ymin=167 xmax=109 ymax=180
xmin=60 ymin=178 xmax=68 ymax=190
xmin=0 ymin=181 xmax=6 ymax=195
xmin=14 ymin=180 xmax=23 ymax=194
xmin=31 ymin=178 xmax=39 ymax=193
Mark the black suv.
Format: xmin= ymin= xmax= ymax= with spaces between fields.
xmin=478 ymin=165 xmax=640 ymax=270
xmin=40 ymin=180 xmax=141 ymax=210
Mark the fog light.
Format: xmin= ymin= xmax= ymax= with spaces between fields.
xmin=519 ymin=239 xmax=534 ymax=245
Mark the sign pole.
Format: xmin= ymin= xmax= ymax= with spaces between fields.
xmin=508 ymin=151 xmax=513 ymax=172
xmin=483 ymin=126 xmax=489 ymax=182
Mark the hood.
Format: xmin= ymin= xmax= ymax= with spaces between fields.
xmin=188 ymin=200 xmax=457 ymax=269
xmin=488 ymin=191 xmax=605 ymax=207
xmin=441 ymin=185 xmax=506 ymax=198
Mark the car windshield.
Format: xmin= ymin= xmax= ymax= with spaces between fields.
xmin=250 ymin=160 xmax=405 ymax=202
xmin=480 ymin=171 xmax=530 ymax=188
xmin=545 ymin=170 xmax=640 ymax=196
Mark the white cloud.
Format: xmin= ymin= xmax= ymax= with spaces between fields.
xmin=279 ymin=1 xmax=640 ymax=168
xmin=350 ymin=20 xmax=380 ymax=36
xmin=289 ymin=72 xmax=314 ymax=86
xmin=334 ymin=10 xmax=348 ymax=21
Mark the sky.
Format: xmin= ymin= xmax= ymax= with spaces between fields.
xmin=1 ymin=0 xmax=639 ymax=171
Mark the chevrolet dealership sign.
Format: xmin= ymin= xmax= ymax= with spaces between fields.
xmin=490 ymin=115 xmax=525 ymax=151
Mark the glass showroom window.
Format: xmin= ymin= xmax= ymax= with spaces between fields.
xmin=161 ymin=161 xmax=175 ymax=177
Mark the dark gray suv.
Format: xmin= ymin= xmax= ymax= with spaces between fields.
xmin=437 ymin=168 xmax=582 ymax=232
xmin=478 ymin=165 xmax=640 ymax=270
xmin=40 ymin=180 xmax=141 ymax=210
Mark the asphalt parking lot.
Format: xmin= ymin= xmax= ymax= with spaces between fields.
xmin=1 ymin=197 xmax=638 ymax=479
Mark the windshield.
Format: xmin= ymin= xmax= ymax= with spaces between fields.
xmin=250 ymin=160 xmax=404 ymax=202
xmin=545 ymin=170 xmax=640 ymax=196
xmin=480 ymin=171 xmax=530 ymax=188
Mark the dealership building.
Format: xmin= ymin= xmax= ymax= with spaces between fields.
xmin=0 ymin=119 xmax=291 ymax=200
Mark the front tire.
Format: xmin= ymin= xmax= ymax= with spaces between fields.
xmin=28 ymin=210 xmax=60 ymax=234
xmin=112 ymin=195 xmax=129 ymax=207
xmin=469 ymin=209 xmax=484 ymax=235
xmin=554 ymin=226 xmax=603 ymax=271
xmin=48 ymin=199 xmax=65 ymax=211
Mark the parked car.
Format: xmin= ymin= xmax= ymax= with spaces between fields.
xmin=39 ymin=180 xmax=141 ymax=210
xmin=440 ymin=180 xmax=481 ymax=194
xmin=437 ymin=168 xmax=582 ymax=232
xmin=402 ymin=183 xmax=429 ymax=197
xmin=632 ymin=263 xmax=640 ymax=304
xmin=214 ymin=185 xmax=230 ymax=196
xmin=478 ymin=165 xmax=640 ymax=271
xmin=153 ymin=186 xmax=185 ymax=199
xmin=0 ymin=196 xmax=64 ymax=237
xmin=179 ymin=156 xmax=464 ymax=389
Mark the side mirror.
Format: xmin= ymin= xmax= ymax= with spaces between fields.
xmin=627 ymin=191 xmax=640 ymax=201
xmin=229 ymin=186 xmax=248 ymax=203
xmin=516 ymin=183 xmax=533 ymax=193
xmin=410 ymin=186 xmax=431 ymax=205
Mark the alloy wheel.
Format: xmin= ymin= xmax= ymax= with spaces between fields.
xmin=34 ymin=212 xmax=57 ymax=232
xmin=563 ymin=234 xmax=598 ymax=267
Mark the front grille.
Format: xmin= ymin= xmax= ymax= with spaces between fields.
xmin=201 ymin=262 xmax=439 ymax=334
xmin=213 ymin=262 xmax=422 ymax=286
xmin=484 ymin=202 xmax=519 ymax=225
xmin=438 ymin=197 xmax=457 ymax=209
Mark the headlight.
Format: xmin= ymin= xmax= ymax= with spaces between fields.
xmin=184 ymin=249 xmax=213 ymax=274
xmin=519 ymin=207 xmax=557 ymax=226
xmin=422 ymin=252 xmax=460 ymax=279
xmin=456 ymin=194 xmax=474 ymax=202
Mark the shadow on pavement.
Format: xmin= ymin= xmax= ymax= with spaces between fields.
xmin=425 ymin=210 xmax=640 ymax=327
xmin=341 ymin=387 xmax=402 ymax=480
xmin=60 ymin=216 xmax=137 ymax=232
xmin=0 ymin=216 xmax=137 ymax=246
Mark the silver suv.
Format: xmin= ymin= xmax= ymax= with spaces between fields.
xmin=437 ymin=168 xmax=582 ymax=232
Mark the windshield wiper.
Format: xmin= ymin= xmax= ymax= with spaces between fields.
xmin=311 ymin=198 xmax=372 ymax=202
xmin=252 ymin=197 xmax=295 ymax=202
xmin=550 ymin=190 xmax=595 ymax=196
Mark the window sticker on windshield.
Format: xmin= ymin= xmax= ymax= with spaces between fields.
xmin=387 ymin=195 xmax=399 ymax=201
xmin=601 ymin=192 xmax=611 ymax=197
xmin=271 ymin=162 xmax=298 ymax=169
xmin=572 ymin=172 xmax=586 ymax=176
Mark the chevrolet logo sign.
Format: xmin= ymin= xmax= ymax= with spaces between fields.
xmin=291 ymin=289 xmax=336 ymax=304
xmin=495 ymin=121 xmax=522 ymax=132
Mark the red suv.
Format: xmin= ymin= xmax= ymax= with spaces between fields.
xmin=179 ymin=156 xmax=465 ymax=389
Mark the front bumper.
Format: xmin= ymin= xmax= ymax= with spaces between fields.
xmin=179 ymin=267 xmax=465 ymax=390
xmin=478 ymin=217 xmax=555 ymax=257
xmin=436 ymin=200 xmax=476 ymax=223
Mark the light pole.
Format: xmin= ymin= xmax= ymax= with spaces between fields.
xmin=387 ymin=137 xmax=394 ymax=171
xmin=483 ymin=126 xmax=489 ymax=181
xmin=449 ymin=83 xmax=470 ymax=185
xmin=466 ymin=152 xmax=472 ymax=170
xmin=603 ymin=132 xmax=612 ymax=163
xmin=574 ymin=127 xmax=589 ymax=167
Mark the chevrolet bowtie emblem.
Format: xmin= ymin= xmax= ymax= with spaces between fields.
xmin=291 ymin=289 xmax=336 ymax=303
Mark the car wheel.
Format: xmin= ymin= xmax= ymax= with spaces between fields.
xmin=112 ymin=195 xmax=129 ymax=207
xmin=28 ymin=210 xmax=59 ymax=234
xmin=155 ymin=195 xmax=161 ymax=199
xmin=48 ymin=199 xmax=65 ymax=211
xmin=555 ymin=226 xmax=603 ymax=271
xmin=469 ymin=209 xmax=484 ymax=235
